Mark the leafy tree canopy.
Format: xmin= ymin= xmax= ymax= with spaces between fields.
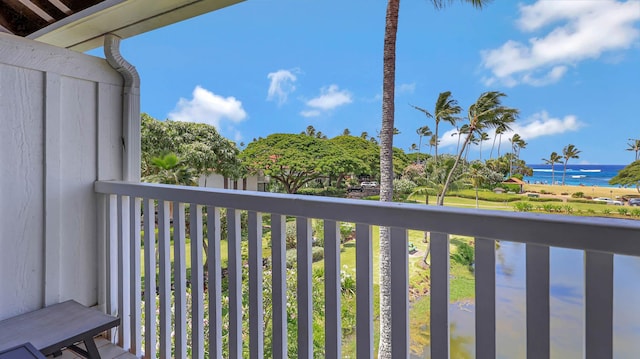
xmin=610 ymin=160 xmax=640 ymax=192
xmin=141 ymin=113 xmax=243 ymax=179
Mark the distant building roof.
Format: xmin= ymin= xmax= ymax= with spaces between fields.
xmin=502 ymin=177 xmax=525 ymax=185
xmin=2 ymin=0 xmax=243 ymax=51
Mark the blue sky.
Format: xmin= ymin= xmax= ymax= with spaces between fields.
xmin=91 ymin=0 xmax=640 ymax=165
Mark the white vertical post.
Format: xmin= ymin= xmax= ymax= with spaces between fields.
xmin=129 ymin=197 xmax=141 ymax=355
xmin=526 ymin=243 xmax=550 ymax=359
xmin=248 ymin=211 xmax=264 ymax=358
xmin=207 ymin=206 xmax=223 ymax=359
xmin=118 ymin=195 xmax=131 ymax=350
xmin=475 ymin=237 xmax=496 ymax=359
xmin=271 ymin=214 xmax=287 ymax=358
xmin=297 ymin=217 xmax=313 ymax=359
xmin=430 ymin=232 xmax=449 ymax=359
xmin=228 ymin=209 xmax=243 ymax=359
xmin=158 ymin=201 xmax=171 ymax=359
xmin=324 ymin=220 xmax=341 ymax=358
xmin=143 ymin=199 xmax=157 ymax=359
xmin=190 ymin=204 xmax=204 ymax=359
xmin=107 ymin=194 xmax=119 ymax=341
xmin=356 ymin=223 xmax=373 ymax=359
xmin=585 ymin=251 xmax=613 ymax=359
xmin=174 ymin=202 xmax=187 ymax=359
xmin=390 ymin=227 xmax=408 ymax=358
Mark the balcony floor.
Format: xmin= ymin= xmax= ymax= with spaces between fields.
xmin=56 ymin=338 xmax=136 ymax=359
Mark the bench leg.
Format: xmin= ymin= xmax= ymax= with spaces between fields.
xmin=83 ymin=338 xmax=100 ymax=359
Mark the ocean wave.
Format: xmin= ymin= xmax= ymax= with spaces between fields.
xmin=571 ymin=175 xmax=587 ymax=178
xmin=580 ymin=169 xmax=601 ymax=173
xmin=533 ymin=169 xmax=553 ymax=172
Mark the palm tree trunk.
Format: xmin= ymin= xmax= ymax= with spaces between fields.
xmin=562 ymin=161 xmax=568 ymax=185
xmin=434 ymin=123 xmax=439 ymax=165
xmin=551 ymin=167 xmax=555 ymax=185
xmin=417 ymin=135 xmax=423 ymax=163
xmin=378 ymin=0 xmax=399 ymax=356
xmin=438 ymin=132 xmax=472 ymax=206
xmin=490 ymin=134 xmax=497 ymax=159
xmin=475 ymin=186 xmax=479 ymax=208
xmin=497 ymin=134 xmax=502 ymax=157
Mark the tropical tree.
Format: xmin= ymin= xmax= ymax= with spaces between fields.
xmin=467 ymin=161 xmax=503 ymax=208
xmin=508 ymin=133 xmax=525 ymax=177
xmin=490 ymin=122 xmax=508 ymax=159
xmin=478 ymin=131 xmax=489 ymax=160
xmin=626 ymin=139 xmax=640 ymax=161
xmin=429 ymin=134 xmax=438 ymax=155
xmin=438 ymin=91 xmax=517 ymax=205
xmin=342 ymin=128 xmax=351 ymax=136
xmin=609 ymin=160 xmax=640 ymax=192
xmin=415 ymin=125 xmax=432 ymax=162
xmin=143 ymin=153 xmax=197 ymax=186
xmin=378 ymin=1 xmax=487 ymax=356
xmin=411 ymin=91 xmax=461 ymax=164
xmin=561 ymin=144 xmax=581 ymax=185
xmin=542 ymin=151 xmax=562 ymax=185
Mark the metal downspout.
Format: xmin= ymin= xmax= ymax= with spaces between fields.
xmin=104 ymin=33 xmax=141 ymax=182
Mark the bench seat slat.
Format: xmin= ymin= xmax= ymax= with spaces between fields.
xmin=0 ymin=300 xmax=119 ymax=355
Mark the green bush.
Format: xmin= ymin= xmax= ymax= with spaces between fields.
xmin=571 ymin=191 xmax=584 ymax=198
xmin=296 ymin=187 xmax=346 ymax=198
xmin=312 ymin=247 xmax=324 ymax=262
xmin=528 ymin=197 xmax=563 ymax=202
xmin=451 ymin=242 xmax=474 ymax=267
xmin=631 ymin=209 xmax=640 ymax=217
xmin=513 ymin=202 xmax=533 ymax=212
xmin=285 ymin=221 xmax=297 ymax=249
xmin=567 ymin=198 xmax=607 ymax=204
xmin=617 ymin=208 xmax=629 ymax=216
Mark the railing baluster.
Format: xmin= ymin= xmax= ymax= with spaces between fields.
xmin=143 ymin=198 xmax=157 ymax=359
xmin=585 ymin=251 xmax=613 ymax=359
xmin=248 ymin=211 xmax=264 ymax=358
xmin=207 ymin=206 xmax=223 ymax=359
xmin=118 ymin=195 xmax=131 ymax=350
xmin=228 ymin=208 xmax=243 ymax=359
xmin=390 ymin=227 xmax=408 ymax=358
xmin=475 ymin=237 xmax=496 ymax=359
xmin=130 ymin=197 xmax=142 ymax=355
xmin=174 ymin=202 xmax=187 ymax=359
xmin=271 ymin=214 xmax=287 ymax=358
xmin=431 ymin=232 xmax=449 ymax=358
xmin=356 ymin=223 xmax=373 ymax=359
xmin=526 ymin=243 xmax=550 ymax=359
xmin=190 ymin=204 xmax=204 ymax=359
xmin=107 ymin=194 xmax=118 ymax=341
xmin=297 ymin=217 xmax=313 ymax=359
xmin=158 ymin=201 xmax=171 ymax=359
xmin=324 ymin=220 xmax=341 ymax=358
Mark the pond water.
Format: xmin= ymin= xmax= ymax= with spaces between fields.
xmin=410 ymin=241 xmax=640 ymax=358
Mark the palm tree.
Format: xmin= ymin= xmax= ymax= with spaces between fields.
xmin=561 ymin=144 xmax=581 ymax=185
xmin=490 ymin=123 xmax=508 ymax=159
xmin=542 ymin=151 xmax=562 ymax=185
xmin=626 ymin=138 xmax=640 ymax=161
xmin=508 ymin=133 xmax=526 ymax=177
xmin=305 ymin=125 xmax=316 ymax=137
xmin=428 ymin=134 xmax=438 ymax=155
xmin=478 ymin=131 xmax=489 ymax=160
xmin=379 ymin=1 xmax=487 ymax=356
xmin=438 ymin=91 xmax=517 ymax=205
xmin=360 ymin=131 xmax=369 ymax=139
xmin=411 ymin=91 xmax=461 ymax=164
xmin=415 ymin=125 xmax=432 ymax=163
xmin=410 ymin=143 xmax=419 ymax=153
xmin=143 ymin=153 xmax=197 ymax=186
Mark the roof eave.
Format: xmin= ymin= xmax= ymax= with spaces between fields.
xmin=29 ymin=0 xmax=244 ymax=52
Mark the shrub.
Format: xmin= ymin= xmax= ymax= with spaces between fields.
xmin=451 ymin=242 xmax=474 ymax=267
xmin=451 ymin=189 xmax=521 ymax=202
xmin=568 ymin=198 xmax=607 ymax=204
xmin=513 ymin=202 xmax=533 ymax=212
xmin=563 ymin=205 xmax=574 ymax=214
xmin=631 ymin=209 xmax=640 ymax=217
xmin=528 ymin=197 xmax=563 ymax=202
xmin=603 ymin=209 xmax=612 ymax=215
xmin=312 ymin=247 xmax=324 ymax=262
xmin=571 ymin=192 xmax=584 ymax=198
xmin=296 ymin=187 xmax=346 ymax=198
xmin=285 ymin=221 xmax=297 ymax=249
xmin=285 ymin=248 xmax=297 ymax=268
xmin=393 ymin=178 xmax=417 ymax=199
xmin=617 ymin=208 xmax=629 ymax=216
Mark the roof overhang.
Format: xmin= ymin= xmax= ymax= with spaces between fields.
xmin=5 ymin=0 xmax=244 ymax=52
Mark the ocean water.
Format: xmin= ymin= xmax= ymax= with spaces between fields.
xmin=523 ymin=164 xmax=625 ymax=188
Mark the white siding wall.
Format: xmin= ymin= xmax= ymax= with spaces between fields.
xmin=0 ymin=33 xmax=124 ymax=320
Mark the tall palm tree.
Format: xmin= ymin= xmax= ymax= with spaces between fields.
xmin=626 ymin=138 xmax=640 ymax=161
xmin=542 ymin=151 xmax=562 ymax=185
xmin=508 ymin=133 xmax=526 ymax=177
xmin=438 ymin=91 xmax=517 ymax=205
xmin=411 ymin=91 xmax=461 ymax=164
xmin=379 ymin=1 xmax=487 ymax=356
xmin=429 ymin=134 xmax=438 ymax=155
xmin=478 ymin=131 xmax=489 ymax=160
xmin=561 ymin=144 xmax=581 ymax=186
xmin=490 ymin=123 xmax=507 ymax=159
xmin=416 ymin=125 xmax=432 ymax=162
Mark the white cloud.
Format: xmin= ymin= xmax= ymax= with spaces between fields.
xmin=299 ymin=84 xmax=352 ymax=117
xmin=300 ymin=110 xmax=321 ymax=118
xmin=437 ymin=111 xmax=583 ymax=148
xmin=267 ymin=69 xmax=298 ymax=105
xmin=481 ymin=0 xmax=640 ymax=86
xmin=168 ymin=86 xmax=247 ymax=128
xmin=397 ymin=82 xmax=416 ymax=94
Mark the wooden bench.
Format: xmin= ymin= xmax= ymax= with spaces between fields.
xmin=0 ymin=301 xmax=119 ymax=359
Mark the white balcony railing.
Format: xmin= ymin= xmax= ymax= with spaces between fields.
xmin=94 ymin=181 xmax=640 ymax=359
